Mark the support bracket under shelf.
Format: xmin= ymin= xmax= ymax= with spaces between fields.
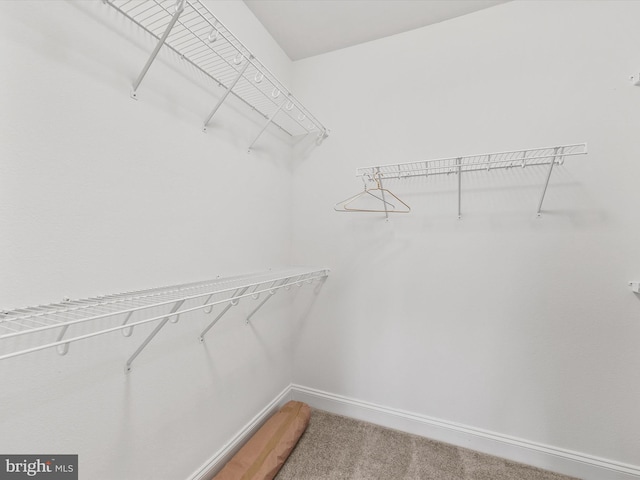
xmin=125 ymin=299 xmax=185 ymax=373
xmin=130 ymin=0 xmax=186 ymax=100
xmin=198 ymin=286 xmax=249 ymax=342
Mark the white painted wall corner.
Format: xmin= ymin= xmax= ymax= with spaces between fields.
xmin=188 ymin=383 xmax=639 ymax=480
xmin=188 ymin=386 xmax=293 ymax=480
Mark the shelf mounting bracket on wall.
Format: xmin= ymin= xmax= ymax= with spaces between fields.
xmin=245 ymin=279 xmax=285 ymax=325
xmin=202 ymin=57 xmax=251 ymax=132
xmin=125 ymin=299 xmax=185 ymax=373
xmin=130 ymin=0 xmax=186 ymax=100
xmin=198 ymin=286 xmax=249 ymax=342
xmin=536 ymin=146 xmax=562 ymax=217
xmin=456 ymin=157 xmax=462 ymax=219
xmin=247 ymin=96 xmax=288 ymax=152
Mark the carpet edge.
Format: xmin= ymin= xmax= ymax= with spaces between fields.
xmin=289 ymin=384 xmax=640 ymax=480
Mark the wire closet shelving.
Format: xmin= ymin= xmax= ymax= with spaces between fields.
xmin=355 ymin=143 xmax=588 ymax=218
xmin=0 ymin=267 xmax=329 ymax=373
xmin=105 ymin=0 xmax=328 ymax=149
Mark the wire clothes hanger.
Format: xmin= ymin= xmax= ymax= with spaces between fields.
xmin=334 ymin=169 xmax=410 ymax=218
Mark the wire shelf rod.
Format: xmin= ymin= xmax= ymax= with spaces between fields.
xmin=1 ymin=307 xmax=66 ymax=328
xmin=108 ymin=1 xmax=297 ymax=137
xmin=0 ymin=270 xmax=328 ymax=362
xmin=3 ymin=275 xmax=260 ymax=324
xmin=351 ymin=143 xmax=587 ymax=218
xmin=2 ymin=274 xmax=322 ymax=334
xmin=4 ymin=294 xmax=159 ymax=325
xmin=106 ymin=0 xmax=327 ymax=139
xmin=183 ymin=1 xmax=310 ymax=114
xmin=357 ymin=143 xmax=586 ymax=180
xmin=0 ymin=270 xmax=327 ymax=343
xmin=363 ymin=153 xmax=583 ymax=178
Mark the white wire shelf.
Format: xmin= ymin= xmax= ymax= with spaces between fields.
xmin=357 ymin=143 xmax=587 ymax=180
xmin=0 ymin=267 xmax=329 ymax=373
xmin=355 ymin=143 xmax=587 ymax=218
xmin=105 ymin=0 xmax=328 ymax=148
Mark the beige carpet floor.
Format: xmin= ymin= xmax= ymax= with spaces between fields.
xmin=275 ymin=409 xmax=579 ymax=480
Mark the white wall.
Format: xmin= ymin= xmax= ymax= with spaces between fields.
xmin=0 ymin=1 xmax=297 ymax=479
xmin=4 ymin=0 xmax=640 ymax=478
xmin=291 ymin=0 xmax=640 ymax=475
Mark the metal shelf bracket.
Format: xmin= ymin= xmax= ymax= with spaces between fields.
xmin=198 ymin=286 xmax=249 ymax=342
xmin=536 ymin=146 xmax=563 ymax=217
xmin=125 ymin=299 xmax=185 ymax=373
xmin=130 ymin=0 xmax=186 ymax=100
xmin=248 ymin=96 xmax=288 ymax=152
xmin=202 ymin=57 xmax=251 ymax=132
xmin=245 ymin=279 xmax=285 ymax=325
xmin=456 ymin=157 xmax=462 ymax=220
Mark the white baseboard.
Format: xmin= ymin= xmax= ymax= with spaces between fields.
xmin=290 ymin=384 xmax=640 ymax=480
xmin=188 ymin=385 xmax=293 ymax=480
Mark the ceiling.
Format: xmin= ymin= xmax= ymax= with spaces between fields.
xmin=243 ymin=0 xmax=510 ymax=61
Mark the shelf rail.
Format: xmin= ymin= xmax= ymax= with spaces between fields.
xmin=105 ymin=0 xmax=328 ymax=148
xmin=0 ymin=267 xmax=329 ymax=373
xmin=356 ymin=143 xmax=588 ymax=217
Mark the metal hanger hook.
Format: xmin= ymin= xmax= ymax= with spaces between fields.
xmin=208 ymin=28 xmax=218 ymax=43
xmin=233 ymin=53 xmax=243 ymax=65
xmin=372 ymin=171 xmax=383 ymax=189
